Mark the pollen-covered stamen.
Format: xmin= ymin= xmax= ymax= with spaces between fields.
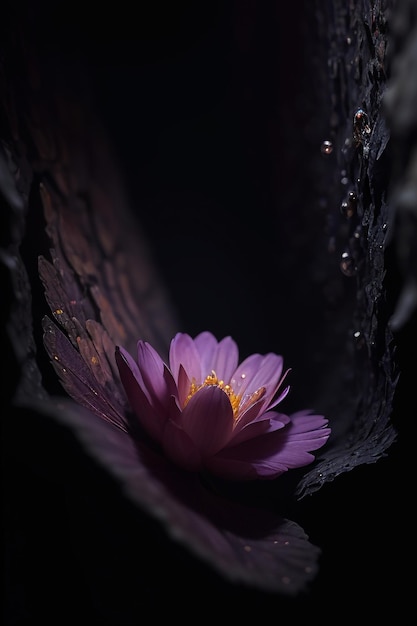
xmin=184 ymin=370 xmax=265 ymax=419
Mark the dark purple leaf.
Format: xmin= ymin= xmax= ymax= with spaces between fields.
xmin=22 ymin=394 xmax=321 ymax=594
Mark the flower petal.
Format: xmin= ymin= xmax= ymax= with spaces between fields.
xmin=169 ymin=333 xmax=202 ymax=384
xmin=195 ymin=333 xmax=239 ymax=381
xmin=193 ymin=331 xmax=219 ymax=374
xmin=115 ymin=346 xmax=166 ymax=442
xmin=26 ymin=397 xmax=321 ymax=595
xmin=180 ymin=385 xmax=234 ymax=455
xmin=176 ymin=363 xmax=192 ymax=408
xmin=205 ymin=456 xmax=259 ymax=480
xmin=137 ymin=341 xmax=175 ymax=409
xmin=230 ymin=354 xmax=264 ymax=396
xmin=268 ymin=384 xmax=291 ymax=410
xmin=208 ymin=411 xmax=330 ymax=480
xmin=231 ymin=411 xmax=291 ymax=446
xmin=242 ymin=353 xmax=284 ymax=398
xmin=117 ymin=345 xmax=150 ymax=400
xmin=162 ymin=419 xmax=203 ymax=472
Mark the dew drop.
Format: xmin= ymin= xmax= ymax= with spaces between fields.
xmin=340 ymin=191 xmax=357 ymax=218
xmin=244 ymin=545 xmax=252 ymax=552
xmin=340 ymin=250 xmax=357 ymax=276
xmin=353 ymin=108 xmax=371 ymax=146
xmin=348 ymin=190 xmax=357 ymax=204
xmin=321 ymin=140 xmax=333 ymax=155
xmin=353 ymin=330 xmax=365 ymax=349
xmin=340 ymin=200 xmax=350 ymax=217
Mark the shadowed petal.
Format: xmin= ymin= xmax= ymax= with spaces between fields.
xmin=137 ymin=341 xmax=174 ymax=409
xmin=205 ymin=456 xmax=259 ymax=480
xmin=115 ymin=346 xmax=166 ymax=442
xmin=117 ymin=346 xmax=150 ymax=401
xmin=17 ymin=396 xmax=321 ymax=595
xmin=176 ymin=363 xmax=192 ymax=407
xmin=209 ymin=412 xmax=330 ymax=480
xmin=231 ymin=411 xmax=291 ymax=446
xmin=180 ymin=386 xmax=235 ymax=455
xmin=162 ymin=419 xmax=203 ymax=472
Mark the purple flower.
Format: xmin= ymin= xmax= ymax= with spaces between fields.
xmin=116 ymin=331 xmax=330 ymax=481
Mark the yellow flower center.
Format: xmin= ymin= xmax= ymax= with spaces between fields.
xmin=185 ymin=370 xmax=265 ymax=419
